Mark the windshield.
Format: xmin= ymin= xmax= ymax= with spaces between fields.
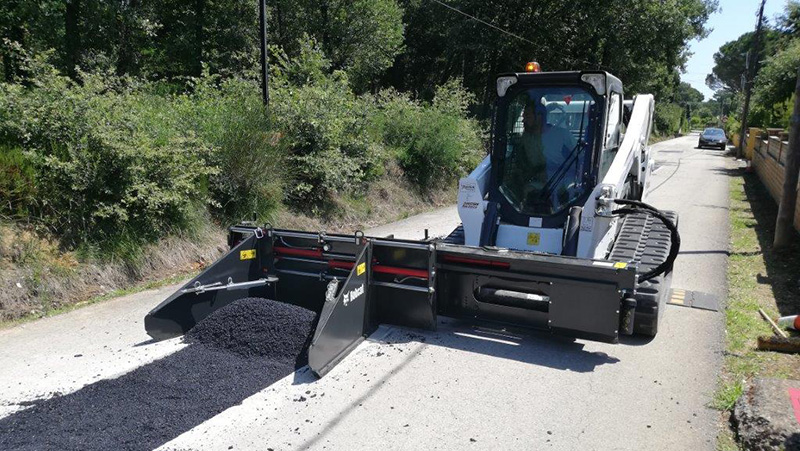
xmin=498 ymin=86 xmax=596 ymax=216
xmin=703 ymin=128 xmax=724 ymax=137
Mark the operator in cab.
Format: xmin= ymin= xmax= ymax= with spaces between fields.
xmin=509 ymin=99 xmax=577 ymax=201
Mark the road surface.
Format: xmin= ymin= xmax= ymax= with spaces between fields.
xmin=0 ymin=134 xmax=731 ymax=450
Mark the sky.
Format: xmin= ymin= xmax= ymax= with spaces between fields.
xmin=682 ymin=0 xmax=787 ymax=100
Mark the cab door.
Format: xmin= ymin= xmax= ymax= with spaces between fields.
xmin=599 ymin=90 xmax=623 ymax=180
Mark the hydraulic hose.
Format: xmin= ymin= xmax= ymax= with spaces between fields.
xmin=612 ymin=199 xmax=681 ymax=284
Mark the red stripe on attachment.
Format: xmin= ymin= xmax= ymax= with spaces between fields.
xmin=328 ymin=260 xmax=354 ymax=270
xmin=372 ymin=265 xmax=429 ymax=279
xmin=441 ymin=255 xmax=511 ymax=269
xmin=273 ymin=247 xmax=323 ymax=258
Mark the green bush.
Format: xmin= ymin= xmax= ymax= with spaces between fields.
xmin=176 ymin=74 xmax=284 ymax=222
xmin=724 ymin=116 xmax=741 ymax=140
xmin=372 ymin=80 xmax=483 ymax=189
xmin=272 ymin=78 xmax=383 ymax=211
xmin=271 ymin=40 xmax=384 ymax=212
xmin=0 ymin=145 xmax=36 ymax=219
xmin=0 ymin=50 xmax=292 ymax=255
xmin=0 ymin=45 xmax=485 ymax=258
xmin=0 ymin=61 xmax=216 ymax=248
xmin=653 ymin=102 xmax=684 ymax=135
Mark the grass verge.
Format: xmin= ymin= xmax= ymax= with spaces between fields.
xmin=715 ymin=170 xmax=800 ymax=449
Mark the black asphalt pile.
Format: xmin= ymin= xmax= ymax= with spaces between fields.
xmin=0 ymin=298 xmax=317 ymax=451
xmin=186 ymin=297 xmax=317 ymax=362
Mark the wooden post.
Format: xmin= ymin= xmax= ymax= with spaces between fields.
xmin=738 ymin=0 xmax=767 ymax=159
xmin=774 ymin=66 xmax=800 ymax=249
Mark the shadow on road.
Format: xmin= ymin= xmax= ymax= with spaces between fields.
xmin=679 ymin=249 xmax=730 ymax=256
xmin=375 ymin=319 xmax=621 ymax=374
xmin=710 ymin=167 xmax=743 ymax=177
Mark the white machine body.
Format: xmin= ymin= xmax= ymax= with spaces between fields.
xmin=457 ymin=92 xmax=655 ymax=259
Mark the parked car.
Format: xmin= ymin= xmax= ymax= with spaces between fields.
xmin=698 ymin=128 xmax=727 ymax=150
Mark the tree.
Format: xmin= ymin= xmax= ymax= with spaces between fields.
xmin=675 ymin=81 xmax=704 ymax=104
xmin=389 ymin=0 xmax=716 ymax=116
xmin=778 ymin=0 xmax=800 ymax=38
xmin=138 ymin=0 xmax=258 ymax=78
xmin=747 ymin=1 xmax=800 ymax=129
xmin=706 ymin=29 xmax=780 ymax=93
xmin=0 ymin=0 xmax=64 ymax=81
xmin=0 ymin=0 xmax=716 ymax=115
xmin=64 ymin=0 xmax=81 ymax=79
xmin=269 ymin=0 xmax=404 ymax=92
xmin=753 ymin=39 xmax=800 ymax=109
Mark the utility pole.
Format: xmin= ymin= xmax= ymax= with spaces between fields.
xmin=738 ymin=0 xmax=767 ymax=158
xmin=774 ymin=66 xmax=800 ymax=249
xmin=259 ymin=0 xmax=269 ymax=106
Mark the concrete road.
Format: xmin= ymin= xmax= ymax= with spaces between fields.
xmin=0 ymin=134 xmax=731 ymax=450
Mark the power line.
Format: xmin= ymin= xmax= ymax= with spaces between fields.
xmin=427 ymin=0 xmax=535 ymax=46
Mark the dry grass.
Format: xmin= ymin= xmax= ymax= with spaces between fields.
xmin=0 ymin=222 xmax=227 ymax=324
xmin=274 ymin=164 xmax=456 ymax=233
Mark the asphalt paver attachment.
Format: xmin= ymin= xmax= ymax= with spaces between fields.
xmin=145 ymin=221 xmax=675 ymax=377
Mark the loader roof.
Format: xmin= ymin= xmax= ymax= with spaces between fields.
xmin=498 ymin=70 xmax=623 ymax=96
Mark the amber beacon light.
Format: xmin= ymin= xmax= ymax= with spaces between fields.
xmin=524 ymin=61 xmax=541 ymax=72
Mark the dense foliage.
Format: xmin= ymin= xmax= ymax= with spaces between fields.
xmin=0 ymin=0 xmax=715 ymax=255
xmin=0 ymin=44 xmax=481 ymax=252
xmin=390 ymin=0 xmax=715 ymax=113
xmin=1 ymin=0 xmax=715 ymax=106
xmin=705 ymin=30 xmax=781 ymax=94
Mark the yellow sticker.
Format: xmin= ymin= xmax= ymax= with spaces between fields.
xmin=613 ymin=262 xmax=627 ymax=269
xmin=527 ymin=232 xmax=540 ymax=246
xmin=356 ymin=262 xmax=366 ymax=276
xmin=240 ymin=249 xmax=256 ymax=260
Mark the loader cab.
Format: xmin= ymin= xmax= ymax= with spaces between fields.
xmin=489 ymin=70 xmax=622 ymax=232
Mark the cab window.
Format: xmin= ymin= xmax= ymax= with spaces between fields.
xmin=497 ymin=86 xmax=596 ymax=216
xmin=600 ymin=92 xmax=622 ymax=179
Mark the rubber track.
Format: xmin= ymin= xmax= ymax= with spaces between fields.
xmin=441 ymin=216 xmax=677 ymax=337
xmin=439 ymin=225 xmax=465 ymax=245
xmin=608 ymin=210 xmax=678 ymax=336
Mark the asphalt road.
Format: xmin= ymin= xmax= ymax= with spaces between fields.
xmin=0 ymin=134 xmax=732 ymax=450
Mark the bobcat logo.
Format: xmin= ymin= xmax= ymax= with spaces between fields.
xmin=343 ymin=283 xmax=365 ymax=306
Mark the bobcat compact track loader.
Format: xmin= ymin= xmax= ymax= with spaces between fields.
xmin=144 ymin=63 xmax=679 ymax=377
